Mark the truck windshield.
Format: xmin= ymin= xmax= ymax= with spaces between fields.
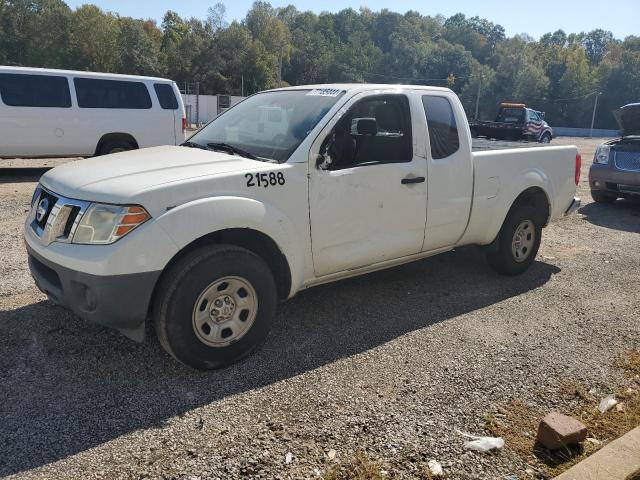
xmin=187 ymin=89 xmax=345 ymax=163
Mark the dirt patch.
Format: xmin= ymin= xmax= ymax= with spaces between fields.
xmin=486 ymin=351 xmax=640 ymax=478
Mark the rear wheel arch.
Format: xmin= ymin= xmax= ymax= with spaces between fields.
xmin=95 ymin=133 xmax=139 ymax=156
xmin=488 ymin=186 xmax=551 ymax=251
xmin=509 ymin=187 xmax=551 ymax=226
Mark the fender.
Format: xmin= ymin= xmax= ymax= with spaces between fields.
xmin=154 ymin=195 xmax=306 ymax=297
xmin=538 ymin=126 xmax=553 ymax=140
xmin=482 ymin=167 xmax=553 ymax=245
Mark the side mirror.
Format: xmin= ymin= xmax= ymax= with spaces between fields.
xmin=351 ymin=117 xmax=377 ymax=136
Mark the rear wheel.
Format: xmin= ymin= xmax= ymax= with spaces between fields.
xmin=98 ymin=139 xmax=135 ymax=155
xmin=153 ymin=245 xmax=277 ymax=370
xmin=486 ymin=205 xmax=542 ymax=276
xmin=591 ymin=190 xmax=617 ymax=204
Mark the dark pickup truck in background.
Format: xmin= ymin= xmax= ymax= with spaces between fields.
xmin=589 ymin=103 xmax=640 ymax=203
xmin=470 ymin=103 xmax=554 ymax=143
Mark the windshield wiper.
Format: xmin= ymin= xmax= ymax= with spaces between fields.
xmin=207 ymin=142 xmax=258 ymax=160
xmin=181 ymin=141 xmax=208 ymax=150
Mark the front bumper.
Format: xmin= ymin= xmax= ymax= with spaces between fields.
xmin=589 ymin=164 xmax=640 ymax=196
xmin=26 ymin=244 xmax=160 ymax=341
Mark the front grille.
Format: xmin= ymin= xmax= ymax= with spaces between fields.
xmin=614 ymin=151 xmax=640 ymax=172
xmin=29 ymin=187 xmax=90 ymax=246
xmin=35 ymin=190 xmax=59 ymax=229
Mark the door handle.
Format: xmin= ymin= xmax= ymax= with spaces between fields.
xmin=401 ymin=176 xmax=426 ymax=185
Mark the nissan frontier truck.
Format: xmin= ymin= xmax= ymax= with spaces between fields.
xmin=25 ymin=84 xmax=581 ymax=370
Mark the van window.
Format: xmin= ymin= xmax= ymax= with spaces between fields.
xmin=422 ymin=96 xmax=460 ymax=159
xmin=0 ymin=73 xmax=71 ymax=108
xmin=154 ymin=83 xmax=179 ymax=110
xmin=74 ymin=78 xmax=152 ymax=109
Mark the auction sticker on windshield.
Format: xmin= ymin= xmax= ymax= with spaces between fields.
xmin=306 ymin=88 xmax=343 ymax=97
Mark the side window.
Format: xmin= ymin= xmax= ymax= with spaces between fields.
xmin=529 ymin=111 xmax=541 ymax=122
xmin=74 ymin=78 xmax=152 ymax=109
xmin=154 ymin=83 xmax=179 ymax=110
xmin=422 ymin=96 xmax=460 ymax=160
xmin=0 ymin=73 xmax=71 ymax=108
xmin=320 ymin=95 xmax=412 ymax=170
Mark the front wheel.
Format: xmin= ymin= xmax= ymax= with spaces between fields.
xmin=539 ymin=133 xmax=552 ymax=144
xmin=153 ymin=245 xmax=277 ymax=370
xmin=486 ymin=205 xmax=542 ymax=276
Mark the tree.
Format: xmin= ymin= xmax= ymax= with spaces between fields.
xmin=117 ymin=17 xmax=163 ymax=75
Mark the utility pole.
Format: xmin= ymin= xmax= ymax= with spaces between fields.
xmin=590 ymin=92 xmax=601 ymax=138
xmin=474 ymin=73 xmax=483 ymax=120
xmin=241 ymin=74 xmax=244 ymax=97
xmin=195 ymin=81 xmax=200 ymax=127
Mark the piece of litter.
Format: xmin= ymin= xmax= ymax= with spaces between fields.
xmin=327 ymin=449 xmax=336 ymax=460
xmin=586 ymin=437 xmax=601 ymax=445
xmin=457 ymin=430 xmax=504 ymax=452
xmin=285 ymin=452 xmax=293 ymax=464
xmin=598 ymin=394 xmax=618 ymax=413
xmin=428 ymin=460 xmax=444 ymax=476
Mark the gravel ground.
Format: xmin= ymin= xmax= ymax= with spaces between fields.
xmin=1 ymin=138 xmax=639 ymax=480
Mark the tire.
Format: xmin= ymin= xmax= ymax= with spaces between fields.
xmin=539 ymin=133 xmax=552 ymax=144
xmin=591 ymin=190 xmax=617 ymax=204
xmin=153 ymin=245 xmax=277 ymax=370
xmin=486 ymin=205 xmax=543 ymax=276
xmin=98 ymin=139 xmax=135 ymax=155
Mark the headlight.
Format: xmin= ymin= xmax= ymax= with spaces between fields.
xmin=594 ymin=145 xmax=611 ymax=164
xmin=73 ymin=204 xmax=150 ymax=245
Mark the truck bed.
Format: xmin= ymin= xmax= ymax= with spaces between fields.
xmin=472 ymin=138 xmax=549 ymax=152
xmin=459 ymin=145 xmax=579 ymax=247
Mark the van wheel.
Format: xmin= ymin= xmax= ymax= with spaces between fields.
xmin=98 ymin=140 xmax=135 ymax=155
xmin=591 ymin=190 xmax=617 ymax=204
xmin=539 ymin=133 xmax=552 ymax=144
xmin=486 ymin=205 xmax=542 ymax=276
xmin=153 ymin=245 xmax=277 ymax=370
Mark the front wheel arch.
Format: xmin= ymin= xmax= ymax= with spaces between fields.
xmin=149 ymin=228 xmax=292 ymax=321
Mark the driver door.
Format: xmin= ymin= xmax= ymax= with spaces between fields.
xmin=308 ymin=92 xmax=427 ymax=277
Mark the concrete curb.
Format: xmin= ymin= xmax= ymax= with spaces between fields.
xmin=554 ymin=426 xmax=640 ymax=480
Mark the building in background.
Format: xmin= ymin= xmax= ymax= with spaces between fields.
xmin=182 ymin=94 xmax=245 ymax=127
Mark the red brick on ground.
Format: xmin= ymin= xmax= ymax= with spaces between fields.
xmin=536 ymin=412 xmax=588 ymax=450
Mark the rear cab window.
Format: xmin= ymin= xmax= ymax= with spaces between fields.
xmin=0 ymin=73 xmax=71 ymax=108
xmin=154 ymin=83 xmax=179 ymax=110
xmin=74 ymin=78 xmax=152 ymax=109
xmin=422 ymin=95 xmax=460 ymax=159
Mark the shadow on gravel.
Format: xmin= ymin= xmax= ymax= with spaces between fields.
xmin=0 ymin=247 xmax=559 ymax=476
xmin=579 ymin=199 xmax=640 ymax=233
xmin=0 ymin=167 xmax=51 ymax=183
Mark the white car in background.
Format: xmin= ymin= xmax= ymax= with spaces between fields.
xmin=0 ymin=66 xmax=186 ymax=158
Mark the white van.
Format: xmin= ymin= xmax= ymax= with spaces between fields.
xmin=0 ymin=66 xmax=186 ymax=158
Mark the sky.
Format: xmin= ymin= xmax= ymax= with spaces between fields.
xmin=63 ymin=0 xmax=638 ymax=39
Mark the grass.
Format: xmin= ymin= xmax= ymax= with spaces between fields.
xmin=486 ymin=350 xmax=640 ymax=478
xmin=323 ymin=451 xmax=386 ymax=480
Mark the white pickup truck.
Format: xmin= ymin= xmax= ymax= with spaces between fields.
xmin=25 ymin=84 xmax=581 ymax=370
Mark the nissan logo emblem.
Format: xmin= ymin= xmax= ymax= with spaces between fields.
xmin=36 ymin=198 xmax=49 ymax=223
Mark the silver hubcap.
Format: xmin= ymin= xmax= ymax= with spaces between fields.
xmin=512 ymin=220 xmax=536 ymax=263
xmin=192 ymin=276 xmax=258 ymax=347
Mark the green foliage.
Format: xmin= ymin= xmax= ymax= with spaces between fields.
xmin=0 ymin=1 xmax=636 ymax=128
